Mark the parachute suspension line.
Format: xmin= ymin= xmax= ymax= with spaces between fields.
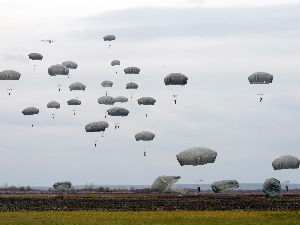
xmin=258 ymin=93 xmax=263 ymax=103
xmin=7 ymin=88 xmax=12 ymax=95
xmin=173 ymin=94 xmax=178 ymax=104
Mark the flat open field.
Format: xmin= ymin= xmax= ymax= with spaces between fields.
xmin=0 ymin=211 xmax=299 ymax=225
xmin=0 ymin=193 xmax=299 ymax=211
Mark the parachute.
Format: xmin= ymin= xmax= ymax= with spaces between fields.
xmin=47 ymin=101 xmax=60 ymax=119
xmin=85 ymin=121 xmax=109 ymax=147
xmin=114 ymin=96 xmax=128 ymax=103
xmin=22 ymin=107 xmax=39 ymax=127
xmin=111 ymin=60 xmax=120 ymax=74
xmin=272 ymin=155 xmax=300 ymax=170
xmin=62 ymin=61 xmax=78 ymax=69
xmin=53 ymin=181 xmax=72 ymax=190
xmin=248 ymin=72 xmax=273 ymax=102
xmin=248 ymin=72 xmax=273 ymax=84
xmin=107 ymin=107 xmax=129 ymax=129
xmin=0 ymin=70 xmax=21 ymax=95
xmin=22 ymin=107 xmax=39 ymax=115
xmin=164 ymin=73 xmax=188 ymax=104
xmin=69 ymin=82 xmax=86 ymax=91
xmin=101 ymin=81 xmax=113 ymax=95
xmin=126 ymin=82 xmax=138 ymax=89
xmin=137 ymin=97 xmax=156 ymax=117
xmin=126 ymin=82 xmax=138 ymax=98
xmin=103 ymin=35 xmax=116 ymax=48
xmin=151 ymin=176 xmax=181 ymax=193
xmin=176 ymin=147 xmax=217 ymax=166
xmin=0 ymin=70 xmax=21 ymax=80
xmin=124 ymin=67 xmax=140 ymax=74
xmin=107 ymin=107 xmax=129 ymax=116
xmin=111 ymin=60 xmax=120 ymax=66
xmin=67 ymin=99 xmax=81 ymax=115
xmin=28 ymin=53 xmax=43 ymax=60
xmin=135 ymin=131 xmax=155 ymax=141
xmin=103 ymin=35 xmax=116 ymax=41
xmin=211 ymin=180 xmax=239 ymax=193
xmin=48 ymin=64 xmax=70 ymax=91
xmin=98 ymin=96 xmax=116 ymax=105
xmin=98 ymin=96 xmax=116 ymax=118
xmin=48 ymin=64 xmax=69 ymax=76
xmin=101 ymin=81 xmax=113 ymax=87
xmin=135 ymin=131 xmax=155 ymax=156
xmin=263 ymin=178 xmax=281 ymax=197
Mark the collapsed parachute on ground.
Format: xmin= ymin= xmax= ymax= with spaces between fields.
xmin=115 ymin=96 xmax=128 ymax=103
xmin=22 ymin=107 xmax=39 ymax=115
xmin=124 ymin=67 xmax=140 ymax=74
xmin=164 ymin=73 xmax=188 ymax=86
xmin=0 ymin=70 xmax=21 ymax=80
xmin=135 ymin=131 xmax=155 ymax=141
xmin=69 ymin=82 xmax=86 ymax=91
xmin=176 ymin=147 xmax=217 ymax=166
xmin=101 ymin=80 xmax=113 ymax=87
xmin=85 ymin=121 xmax=109 ymax=132
xmin=272 ymin=155 xmax=300 ymax=170
xmin=211 ymin=180 xmax=239 ymax=193
xmin=28 ymin=53 xmax=43 ymax=60
xmin=248 ymin=72 xmax=273 ymax=84
xmin=151 ymin=176 xmax=181 ymax=193
xmin=111 ymin=60 xmax=120 ymax=66
xmin=103 ymin=35 xmax=116 ymax=41
xmin=47 ymin=101 xmax=60 ymax=109
xmin=53 ymin=181 xmax=72 ymax=190
xmin=62 ymin=61 xmax=78 ymax=69
xmin=48 ymin=64 xmax=69 ymax=76
xmin=98 ymin=96 xmax=116 ymax=105
xmin=137 ymin=97 xmax=156 ymax=105
xmin=107 ymin=107 xmax=129 ymax=116
xmin=67 ymin=99 xmax=81 ymax=105
xmin=126 ymin=82 xmax=138 ymax=89
xmin=263 ymin=178 xmax=281 ymax=197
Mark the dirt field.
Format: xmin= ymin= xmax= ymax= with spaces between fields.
xmin=0 ymin=193 xmax=299 ymax=211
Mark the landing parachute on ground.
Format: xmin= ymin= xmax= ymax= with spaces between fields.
xmin=211 ymin=180 xmax=239 ymax=193
xmin=53 ymin=181 xmax=72 ymax=190
xmin=263 ymin=178 xmax=281 ymax=197
xmin=151 ymin=176 xmax=181 ymax=193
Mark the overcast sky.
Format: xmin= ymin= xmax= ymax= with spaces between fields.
xmin=0 ymin=0 xmax=299 ymax=187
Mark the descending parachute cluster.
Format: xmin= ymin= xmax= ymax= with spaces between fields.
xmin=1 ymin=31 xmax=293 ymax=196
